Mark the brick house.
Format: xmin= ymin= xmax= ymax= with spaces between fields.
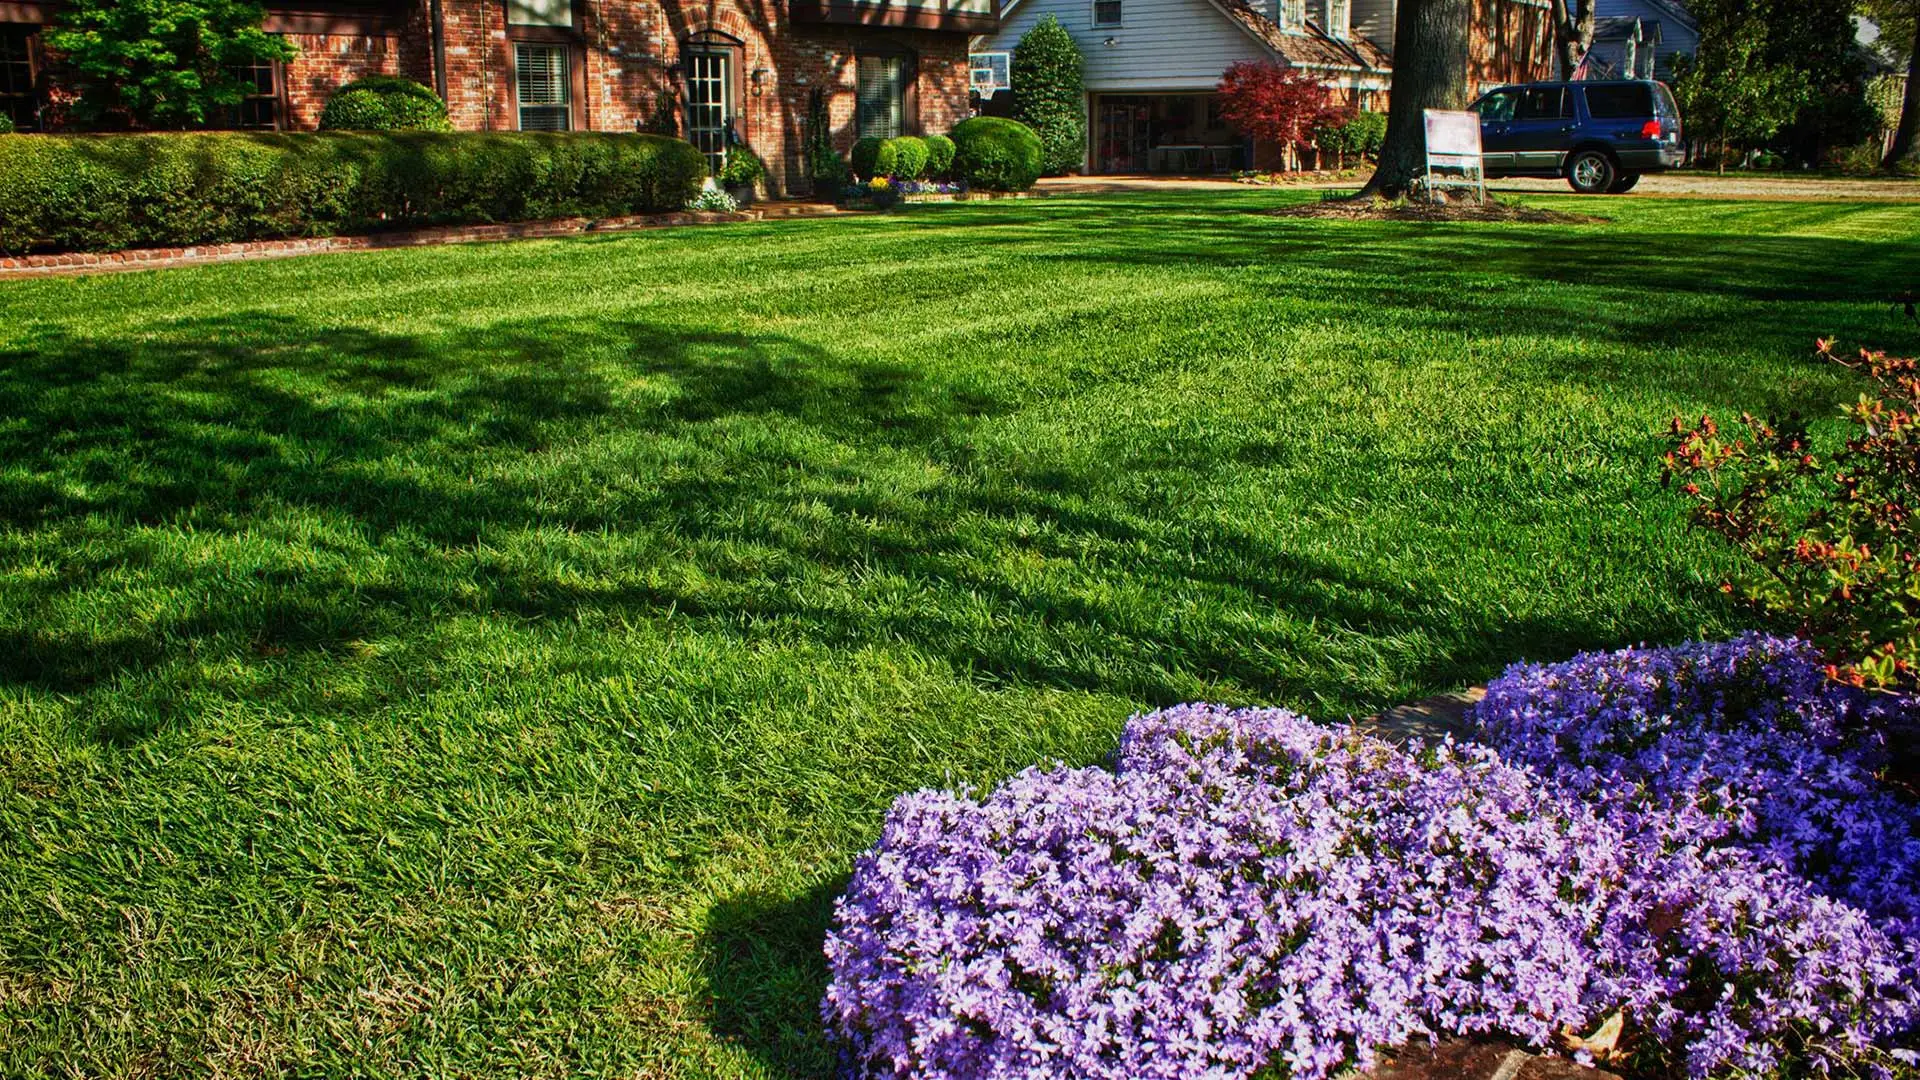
xmin=973 ymin=0 xmax=1556 ymax=173
xmin=0 ymin=0 xmax=995 ymax=192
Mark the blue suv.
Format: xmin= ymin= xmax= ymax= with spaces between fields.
xmin=1469 ymin=80 xmax=1685 ymax=194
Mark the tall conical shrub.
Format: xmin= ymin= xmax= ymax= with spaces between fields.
xmin=1011 ymin=15 xmax=1085 ymax=176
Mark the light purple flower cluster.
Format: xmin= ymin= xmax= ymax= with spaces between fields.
xmin=1479 ymin=634 xmax=1920 ymax=1077
xmin=822 ymin=638 xmax=1920 ymax=1080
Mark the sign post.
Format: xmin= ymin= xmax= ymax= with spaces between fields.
xmin=1421 ymin=109 xmax=1486 ymax=205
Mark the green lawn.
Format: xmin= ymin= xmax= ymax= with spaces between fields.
xmin=3 ymin=188 xmax=1917 ymax=1078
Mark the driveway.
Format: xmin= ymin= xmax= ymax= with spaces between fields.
xmin=1038 ymin=173 xmax=1920 ymax=201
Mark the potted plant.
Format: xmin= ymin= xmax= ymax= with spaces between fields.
xmin=718 ymin=146 xmax=766 ymax=206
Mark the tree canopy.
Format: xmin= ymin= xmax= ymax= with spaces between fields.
xmin=45 ymin=0 xmax=296 ymax=130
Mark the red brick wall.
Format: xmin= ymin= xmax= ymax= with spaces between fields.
xmin=282 ymin=29 xmax=432 ymax=130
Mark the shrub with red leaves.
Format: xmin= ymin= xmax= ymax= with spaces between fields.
xmin=1215 ymin=62 xmax=1343 ymax=170
xmin=1664 ymin=340 xmax=1920 ymax=694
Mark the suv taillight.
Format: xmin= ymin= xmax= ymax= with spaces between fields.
xmin=1641 ymin=120 xmax=1663 ymax=138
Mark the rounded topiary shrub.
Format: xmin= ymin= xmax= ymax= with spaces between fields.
xmin=319 ymin=75 xmax=452 ymax=132
xmin=887 ymin=135 xmax=929 ymax=180
xmin=0 ymin=114 xmax=14 ymax=135
xmin=948 ymin=116 xmax=1043 ymax=192
xmin=922 ymin=133 xmax=955 ymax=179
xmin=850 ymin=136 xmax=896 ymax=181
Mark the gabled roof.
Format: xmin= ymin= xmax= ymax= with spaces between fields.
xmin=1593 ymin=15 xmax=1662 ymax=44
xmin=1210 ymin=0 xmax=1392 ymax=71
xmin=1634 ymin=0 xmax=1697 ymax=33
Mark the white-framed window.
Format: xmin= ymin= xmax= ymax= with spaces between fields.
xmin=1321 ymin=0 xmax=1350 ymax=34
xmin=856 ymin=52 xmax=907 ymax=139
xmin=1278 ymin=0 xmax=1306 ymax=28
xmin=515 ymin=43 xmax=571 ymax=130
xmin=1092 ymin=0 xmax=1122 ymax=27
xmin=686 ymin=46 xmax=734 ymax=172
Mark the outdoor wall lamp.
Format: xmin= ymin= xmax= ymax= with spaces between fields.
xmin=1103 ymin=36 xmax=1118 ymax=46
xmin=751 ymin=67 xmax=770 ymax=94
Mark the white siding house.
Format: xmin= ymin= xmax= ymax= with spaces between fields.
xmin=972 ymin=0 xmax=1390 ymax=172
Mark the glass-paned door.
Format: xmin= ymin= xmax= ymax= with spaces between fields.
xmin=1097 ymin=102 xmax=1149 ymax=173
xmin=515 ymin=43 xmax=570 ymax=131
xmin=686 ymin=50 xmax=733 ymax=173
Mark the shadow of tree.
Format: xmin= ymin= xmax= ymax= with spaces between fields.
xmin=698 ymin=878 xmax=844 ymax=1078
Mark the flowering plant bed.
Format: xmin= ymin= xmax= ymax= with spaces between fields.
xmin=823 ymin=636 xmax=1919 ymax=1080
xmin=839 ymin=179 xmax=1006 ymax=210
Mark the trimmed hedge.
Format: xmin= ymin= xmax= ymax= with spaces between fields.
xmin=889 ymin=136 xmax=929 ymax=180
xmin=0 ymin=131 xmax=707 ymax=255
xmin=850 ymin=136 xmax=894 ymax=180
xmin=319 ymin=75 xmax=452 ymax=132
xmin=949 ymin=117 xmax=1044 ymax=192
xmin=923 ymin=134 xmax=956 ymax=179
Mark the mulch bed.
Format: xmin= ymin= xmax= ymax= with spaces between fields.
xmin=1267 ymin=199 xmax=1606 ymax=225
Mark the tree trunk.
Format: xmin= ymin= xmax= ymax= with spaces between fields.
xmin=1354 ymin=0 xmax=1473 ymax=199
xmin=1554 ymin=0 xmax=1596 ymax=79
xmin=1884 ymin=19 xmax=1920 ymax=170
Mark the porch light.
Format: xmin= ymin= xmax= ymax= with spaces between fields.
xmin=751 ymin=67 xmax=770 ymax=94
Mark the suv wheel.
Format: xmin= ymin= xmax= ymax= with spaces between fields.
xmin=1608 ymin=172 xmax=1642 ymax=194
xmin=1567 ymin=150 xmax=1618 ymax=194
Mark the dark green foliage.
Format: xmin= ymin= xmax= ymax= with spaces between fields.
xmin=0 ymin=131 xmax=707 ymax=254
xmin=851 ymin=135 xmax=896 ymax=180
xmin=318 ymin=75 xmax=452 ymax=132
xmin=1011 ymin=15 xmax=1085 ymax=175
xmin=1312 ymin=110 xmax=1388 ymax=164
xmin=889 ymin=136 xmax=929 ymax=180
xmin=949 ymin=116 xmax=1044 ymax=191
xmin=923 ymin=133 xmax=956 ymax=178
xmin=1676 ymin=0 xmax=1874 ymax=166
xmin=639 ymin=88 xmax=680 ymax=137
xmin=0 ymin=114 xmax=12 ymax=135
xmin=717 ymin=145 xmax=765 ymax=188
xmin=44 ymin=0 xmax=298 ymax=129
xmin=802 ymin=86 xmax=842 ymax=192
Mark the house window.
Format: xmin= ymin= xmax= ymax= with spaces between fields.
xmin=856 ymin=51 xmax=912 ymax=139
xmin=515 ymin=43 xmax=571 ymax=130
xmin=0 ymin=25 xmax=38 ymax=132
xmin=685 ymin=44 xmax=735 ymax=172
xmin=1278 ymin=0 xmax=1306 ymax=27
xmin=1092 ymin=0 xmax=1122 ymax=27
xmin=227 ymin=54 xmax=281 ymax=129
xmin=1322 ymin=0 xmax=1350 ymax=34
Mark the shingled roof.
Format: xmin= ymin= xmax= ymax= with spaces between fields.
xmin=1210 ymin=0 xmax=1393 ymax=72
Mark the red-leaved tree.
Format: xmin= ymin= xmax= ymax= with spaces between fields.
xmin=1216 ymin=61 xmax=1342 ymax=171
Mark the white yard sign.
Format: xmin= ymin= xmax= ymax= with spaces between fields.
xmin=1422 ymin=109 xmax=1487 ymax=204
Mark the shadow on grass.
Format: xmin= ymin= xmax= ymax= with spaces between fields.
xmin=698 ymin=878 xmax=845 ymax=1079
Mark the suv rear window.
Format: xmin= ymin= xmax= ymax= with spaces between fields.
xmin=1582 ymin=84 xmax=1654 ymax=119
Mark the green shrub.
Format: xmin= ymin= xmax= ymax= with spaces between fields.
xmin=850 ymin=136 xmax=897 ymax=180
xmin=0 ymin=131 xmax=707 ymax=254
xmin=318 ymin=75 xmax=452 ymax=132
xmin=0 ymin=114 xmax=13 ymax=135
xmin=717 ymin=145 xmax=765 ymax=187
xmin=923 ymin=133 xmax=955 ymax=178
xmin=1312 ymin=109 xmax=1387 ymax=165
xmin=1011 ymin=15 xmax=1085 ymax=175
xmin=887 ymin=136 xmax=929 ymax=179
xmin=949 ymin=117 xmax=1044 ymax=191
xmin=1666 ymin=340 xmax=1920 ymax=692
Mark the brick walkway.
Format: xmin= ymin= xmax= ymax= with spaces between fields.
xmin=0 ymin=201 xmax=862 ymax=279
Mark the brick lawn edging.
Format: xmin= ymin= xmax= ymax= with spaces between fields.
xmin=0 ymin=207 xmax=786 ymax=279
xmin=0 ymin=191 xmax=1050 ymax=280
